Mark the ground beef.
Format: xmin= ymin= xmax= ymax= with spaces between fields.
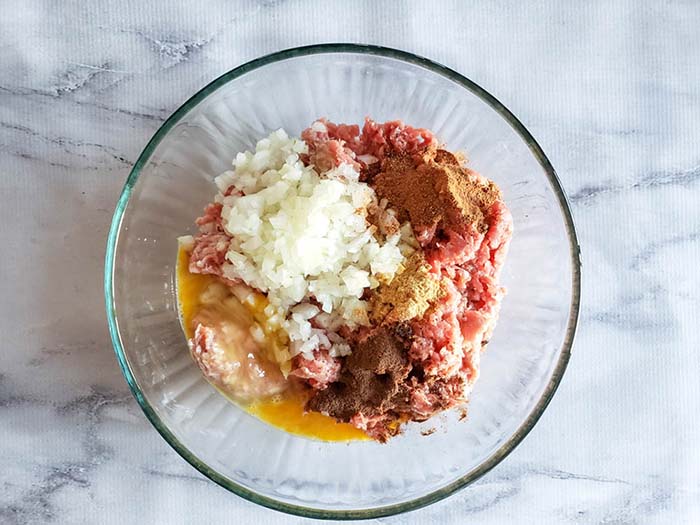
xmin=357 ymin=118 xmax=437 ymax=162
xmin=189 ymin=314 xmax=288 ymax=402
xmin=188 ymin=203 xmax=233 ymax=278
xmin=189 ymin=233 xmax=230 ymax=277
xmin=195 ymin=202 xmax=224 ymax=233
xmin=301 ymin=120 xmax=361 ymax=172
xmin=289 ymin=349 xmax=342 ymax=390
xmin=301 ymin=117 xmax=438 ymax=179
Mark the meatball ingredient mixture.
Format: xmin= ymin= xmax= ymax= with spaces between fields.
xmin=178 ymin=118 xmax=512 ymax=442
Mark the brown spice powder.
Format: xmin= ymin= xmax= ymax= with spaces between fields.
xmin=373 ymin=148 xmax=501 ymax=235
xmin=437 ymin=165 xmax=501 ymax=233
xmin=306 ymin=326 xmax=411 ymax=423
xmin=374 ymin=153 xmax=442 ymax=228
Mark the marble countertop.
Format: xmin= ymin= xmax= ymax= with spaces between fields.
xmin=2 ymin=1 xmax=699 ymax=523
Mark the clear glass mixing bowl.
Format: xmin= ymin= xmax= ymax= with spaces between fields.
xmin=105 ymin=44 xmax=580 ymax=519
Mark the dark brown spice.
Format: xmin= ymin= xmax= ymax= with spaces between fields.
xmin=306 ymin=326 xmax=411 ymax=422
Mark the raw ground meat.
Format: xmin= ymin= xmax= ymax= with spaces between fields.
xmin=189 ymin=310 xmax=288 ymax=402
xmin=195 ymin=202 xmax=224 ymax=233
xmin=189 ymin=203 xmax=232 ymax=278
xmin=358 ymin=118 xmax=437 ymax=161
xmin=189 ymin=233 xmax=230 ymax=277
xmin=288 ymin=349 xmax=342 ymax=390
xmin=302 ymin=117 xmax=438 ymax=178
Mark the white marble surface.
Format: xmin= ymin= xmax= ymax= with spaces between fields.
xmin=1 ymin=1 xmax=699 ymax=523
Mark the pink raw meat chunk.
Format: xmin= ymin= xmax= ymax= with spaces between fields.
xmin=188 ymin=203 xmax=232 ymax=278
xmin=301 ymin=117 xmax=438 ymax=175
xmin=289 ymin=349 xmax=342 ymax=390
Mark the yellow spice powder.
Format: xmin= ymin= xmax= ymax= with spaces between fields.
xmin=370 ymin=252 xmax=446 ymax=324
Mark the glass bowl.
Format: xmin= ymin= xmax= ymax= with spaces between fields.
xmin=105 ymin=44 xmax=580 ymax=519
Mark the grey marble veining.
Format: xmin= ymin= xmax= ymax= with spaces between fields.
xmin=1 ymin=1 xmax=699 ymax=523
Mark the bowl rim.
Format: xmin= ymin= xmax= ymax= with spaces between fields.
xmin=105 ymin=43 xmax=581 ymax=520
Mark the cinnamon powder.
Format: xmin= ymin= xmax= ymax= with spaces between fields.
xmin=374 ymin=148 xmax=501 ymax=234
xmin=306 ymin=326 xmax=411 ymax=424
